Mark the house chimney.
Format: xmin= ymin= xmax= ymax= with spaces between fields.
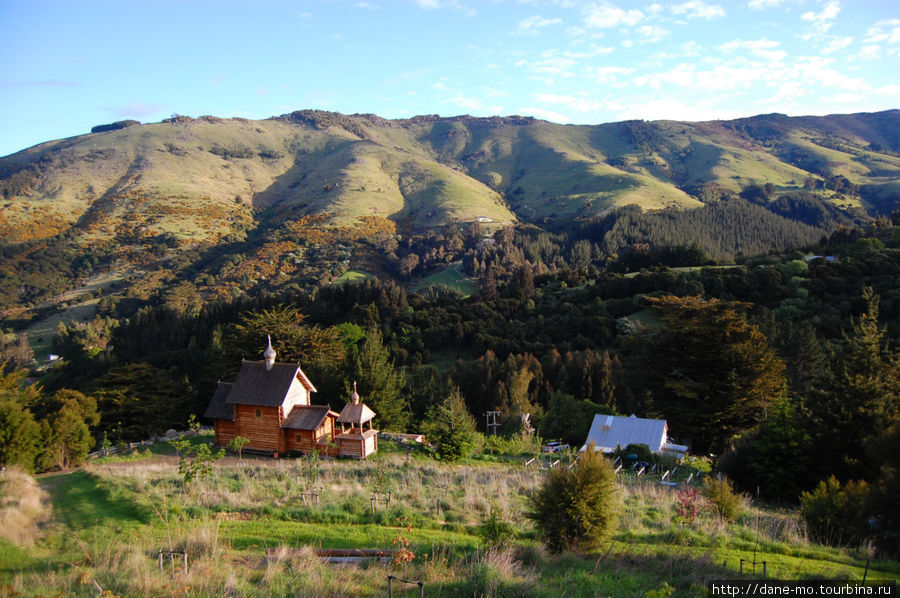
xmin=263 ymin=335 xmax=276 ymax=371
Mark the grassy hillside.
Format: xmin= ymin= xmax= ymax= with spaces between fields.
xmin=3 ymin=110 xmax=897 ymax=245
xmin=1 ymin=109 xmax=897 ymax=333
xmin=3 ymin=439 xmax=896 ymax=597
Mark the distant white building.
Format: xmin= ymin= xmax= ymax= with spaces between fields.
xmin=476 ymin=216 xmax=494 ymax=223
xmin=581 ymin=414 xmax=687 ymax=457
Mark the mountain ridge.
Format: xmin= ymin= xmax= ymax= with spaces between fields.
xmin=0 ymin=108 xmax=898 ymax=324
xmin=2 ymin=109 xmax=898 ymax=246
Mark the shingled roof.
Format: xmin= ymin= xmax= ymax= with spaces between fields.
xmin=225 ymin=360 xmax=317 ymax=407
xmin=282 ymin=405 xmax=338 ymax=430
xmin=203 ymin=382 xmax=235 ymax=421
xmin=336 ymin=402 xmax=376 ymax=425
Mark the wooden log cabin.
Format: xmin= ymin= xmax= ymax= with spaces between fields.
xmin=203 ymin=337 xmax=340 ymax=456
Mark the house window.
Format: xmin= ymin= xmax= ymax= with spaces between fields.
xmin=255 ymin=408 xmax=262 ymax=417
xmin=296 ymin=434 xmax=302 ymax=442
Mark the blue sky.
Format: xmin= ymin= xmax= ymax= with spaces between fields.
xmin=1 ymin=0 xmax=898 ymax=157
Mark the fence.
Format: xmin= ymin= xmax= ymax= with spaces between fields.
xmin=88 ymin=438 xmax=155 ymax=459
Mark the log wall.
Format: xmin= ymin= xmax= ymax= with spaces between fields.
xmin=235 ymin=404 xmax=284 ymax=453
xmin=214 ymin=420 xmax=238 ymax=446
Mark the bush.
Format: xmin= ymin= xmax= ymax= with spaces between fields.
xmin=800 ymin=476 xmax=870 ymax=546
xmin=526 ymin=445 xmax=620 ymax=553
xmin=704 ymin=476 xmax=744 ymax=522
xmin=479 ymin=506 xmax=516 ymax=549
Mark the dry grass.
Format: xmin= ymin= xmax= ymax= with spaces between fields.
xmin=0 ymin=467 xmax=51 ymax=546
xmin=6 ymin=453 xmax=893 ymax=597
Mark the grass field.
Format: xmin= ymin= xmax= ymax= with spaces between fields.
xmin=2 ymin=434 xmax=897 ymax=597
xmin=334 ymin=269 xmax=375 ymax=285
xmin=411 ymin=262 xmax=476 ymax=297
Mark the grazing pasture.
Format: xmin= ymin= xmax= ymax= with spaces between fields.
xmin=2 ymin=437 xmax=897 ymax=597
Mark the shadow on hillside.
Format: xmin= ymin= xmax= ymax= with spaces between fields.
xmin=42 ymin=470 xmax=150 ymax=530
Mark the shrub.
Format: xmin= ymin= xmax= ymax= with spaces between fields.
xmin=800 ymin=476 xmax=870 ymax=546
xmin=704 ymin=476 xmax=743 ymax=522
xmin=525 ymin=445 xmax=620 ymax=553
xmin=479 ymin=506 xmax=516 ymax=549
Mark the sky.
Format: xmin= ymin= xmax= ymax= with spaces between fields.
xmin=1 ymin=0 xmax=898 ymax=157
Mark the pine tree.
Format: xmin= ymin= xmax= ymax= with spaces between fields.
xmin=643 ymin=296 xmax=785 ymax=454
xmin=345 ymin=328 xmax=409 ymax=432
xmin=0 ymin=367 xmax=42 ymax=472
xmin=422 ymin=388 xmax=478 ymax=461
xmin=807 ymin=287 xmax=900 ymax=481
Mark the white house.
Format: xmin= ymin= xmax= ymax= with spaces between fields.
xmin=580 ymin=414 xmax=688 ymax=457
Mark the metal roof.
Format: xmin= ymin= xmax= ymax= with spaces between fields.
xmin=581 ymin=414 xmax=668 ymax=454
xmin=203 ymin=382 xmax=235 ymax=421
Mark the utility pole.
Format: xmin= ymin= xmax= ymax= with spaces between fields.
xmin=485 ymin=410 xmax=501 ymax=435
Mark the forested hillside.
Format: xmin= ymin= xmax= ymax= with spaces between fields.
xmin=2 ymin=207 xmax=900 ymax=556
xmin=0 ymin=109 xmax=898 ymax=322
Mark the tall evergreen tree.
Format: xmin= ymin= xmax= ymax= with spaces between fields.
xmin=642 ymin=296 xmax=785 ymax=454
xmin=345 ymin=328 xmax=409 ymax=432
xmin=421 ymin=388 xmax=478 ymax=461
xmin=807 ymin=287 xmax=900 ymax=481
xmin=0 ymin=367 xmax=42 ymax=472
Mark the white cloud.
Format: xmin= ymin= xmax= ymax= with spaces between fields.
xmin=518 ymin=106 xmax=572 ymax=123
xmin=748 ymin=0 xmax=786 ymax=9
xmin=517 ymin=54 xmax=578 ymax=77
xmin=355 ymin=2 xmax=379 ymax=9
xmin=513 ymin=15 xmax=563 ymax=36
xmin=583 ymin=3 xmax=644 ymax=28
xmin=821 ymin=36 xmax=853 ymax=54
xmin=564 ymin=45 xmax=616 ymax=59
xmin=616 ymin=97 xmax=747 ymax=122
xmin=414 ymin=0 xmax=477 ymax=16
xmin=534 ymin=92 xmax=606 ymax=113
xmin=801 ymin=1 xmax=839 ymax=35
xmin=789 ymin=56 xmax=867 ymax=91
xmin=867 ymin=19 xmax=900 ymax=42
xmin=719 ymin=38 xmax=786 ymax=62
xmin=764 ymin=81 xmax=806 ymax=103
xmin=670 ymin=1 xmax=725 ymax=20
xmin=587 ymin=65 xmax=634 ymax=84
xmin=873 ymin=84 xmax=900 ymax=96
xmin=821 ymin=92 xmax=863 ymax=103
xmin=856 ymin=44 xmax=882 ymax=60
xmin=802 ymin=1 xmax=840 ymax=23
xmin=447 ymin=95 xmax=503 ymax=114
xmin=637 ymin=25 xmax=670 ymax=43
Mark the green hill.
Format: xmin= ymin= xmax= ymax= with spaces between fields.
xmin=4 ymin=109 xmax=897 ymax=245
xmin=1 ymin=109 xmax=898 ymax=324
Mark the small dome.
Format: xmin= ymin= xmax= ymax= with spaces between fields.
xmin=351 ymin=381 xmax=360 ymax=405
xmin=263 ymin=335 xmax=276 ymax=369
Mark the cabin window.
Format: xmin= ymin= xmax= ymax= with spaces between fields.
xmin=255 ymin=408 xmax=262 ymax=418
xmin=296 ymin=434 xmax=302 ymax=442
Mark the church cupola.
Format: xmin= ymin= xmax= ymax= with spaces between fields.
xmin=351 ymin=381 xmax=360 ymax=405
xmin=263 ymin=335 xmax=276 ymax=370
